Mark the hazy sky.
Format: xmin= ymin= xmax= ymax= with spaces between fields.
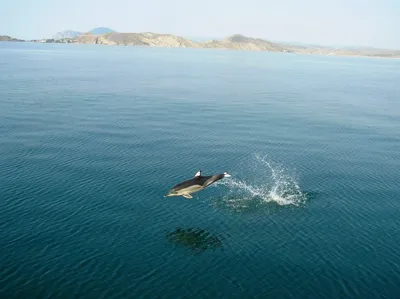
xmin=1 ymin=0 xmax=399 ymax=48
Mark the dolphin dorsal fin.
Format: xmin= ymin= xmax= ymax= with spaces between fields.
xmin=194 ymin=170 xmax=202 ymax=178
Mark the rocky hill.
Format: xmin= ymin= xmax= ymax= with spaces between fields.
xmin=71 ymin=32 xmax=201 ymax=48
xmin=0 ymin=35 xmax=24 ymax=42
xmin=66 ymin=32 xmax=284 ymax=51
xmin=203 ymin=34 xmax=286 ymax=52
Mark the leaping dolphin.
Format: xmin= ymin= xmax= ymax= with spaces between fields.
xmin=164 ymin=170 xmax=232 ymax=199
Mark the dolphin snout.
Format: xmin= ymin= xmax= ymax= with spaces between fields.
xmin=164 ymin=190 xmax=176 ymax=197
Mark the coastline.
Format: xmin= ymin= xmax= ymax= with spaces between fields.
xmin=1 ymin=33 xmax=399 ymax=60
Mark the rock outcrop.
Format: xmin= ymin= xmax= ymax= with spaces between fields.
xmin=0 ymin=35 xmax=24 ymax=42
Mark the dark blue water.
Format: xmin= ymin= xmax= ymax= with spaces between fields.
xmin=1 ymin=42 xmax=400 ymax=299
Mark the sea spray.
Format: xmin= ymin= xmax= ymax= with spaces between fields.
xmin=213 ymin=154 xmax=306 ymax=211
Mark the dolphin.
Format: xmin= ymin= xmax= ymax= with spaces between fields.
xmin=164 ymin=170 xmax=232 ymax=199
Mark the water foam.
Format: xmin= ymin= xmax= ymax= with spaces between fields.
xmin=214 ymin=154 xmax=306 ymax=211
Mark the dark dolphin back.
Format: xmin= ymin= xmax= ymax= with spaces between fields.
xmin=172 ymin=174 xmax=224 ymax=191
xmin=172 ymin=176 xmax=209 ymax=190
xmin=203 ymin=174 xmax=224 ymax=187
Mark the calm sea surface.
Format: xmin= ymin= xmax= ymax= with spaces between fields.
xmin=1 ymin=42 xmax=400 ymax=299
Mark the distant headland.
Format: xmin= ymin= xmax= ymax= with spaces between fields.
xmin=2 ymin=27 xmax=400 ymax=59
xmin=0 ymin=35 xmax=24 ymax=42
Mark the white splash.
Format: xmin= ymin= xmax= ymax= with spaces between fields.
xmin=215 ymin=154 xmax=306 ymax=209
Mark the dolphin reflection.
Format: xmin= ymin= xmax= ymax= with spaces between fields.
xmin=166 ymin=227 xmax=223 ymax=253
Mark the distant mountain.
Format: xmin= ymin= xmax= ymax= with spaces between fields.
xmin=88 ymin=27 xmax=115 ymax=35
xmin=53 ymin=30 xmax=82 ymax=40
xmin=0 ymin=35 xmax=24 ymax=42
xmin=52 ymin=28 xmax=114 ymax=39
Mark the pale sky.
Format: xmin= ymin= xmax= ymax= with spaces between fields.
xmin=1 ymin=0 xmax=399 ymax=49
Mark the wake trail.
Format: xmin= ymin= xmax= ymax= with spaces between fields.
xmin=215 ymin=154 xmax=306 ymax=211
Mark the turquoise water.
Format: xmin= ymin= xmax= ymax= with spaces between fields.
xmin=1 ymin=42 xmax=400 ymax=298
